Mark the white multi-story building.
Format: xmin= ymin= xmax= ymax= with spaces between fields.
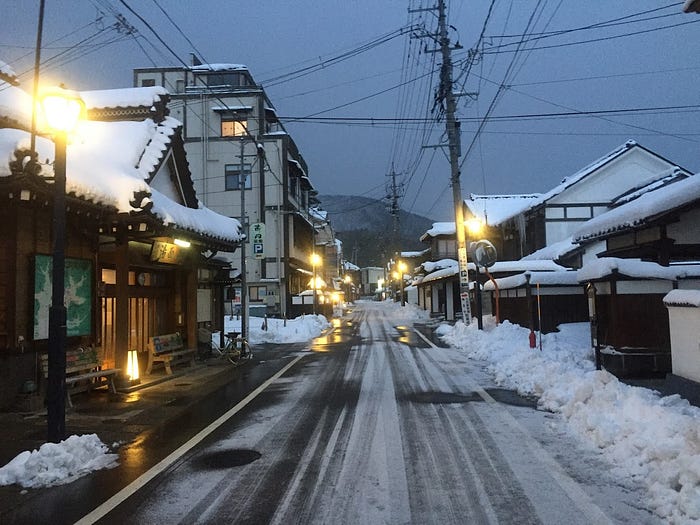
xmin=134 ymin=62 xmax=324 ymax=318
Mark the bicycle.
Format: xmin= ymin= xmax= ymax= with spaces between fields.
xmin=210 ymin=331 xmax=253 ymax=365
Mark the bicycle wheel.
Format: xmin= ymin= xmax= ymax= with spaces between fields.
xmin=224 ymin=341 xmax=241 ymax=365
xmin=240 ymin=339 xmax=253 ymax=361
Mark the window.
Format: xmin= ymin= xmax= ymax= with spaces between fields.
xmin=225 ymin=164 xmax=252 ymax=190
xmin=221 ymin=118 xmax=247 ymax=137
xmin=249 ymin=286 xmax=267 ymax=302
xmin=141 ymin=78 xmax=156 ymax=87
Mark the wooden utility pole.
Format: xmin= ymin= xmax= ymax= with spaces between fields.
xmin=412 ymin=0 xmax=471 ymax=324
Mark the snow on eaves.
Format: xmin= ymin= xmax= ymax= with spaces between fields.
xmin=483 ymin=270 xmax=579 ymax=291
xmin=149 ymin=187 xmax=242 ymax=243
xmin=576 ymin=257 xmax=700 ymax=282
xmin=0 ymin=60 xmax=19 ymax=86
xmin=0 ymin=118 xmax=241 ymax=244
xmin=573 ymin=173 xmax=700 ymax=242
xmin=420 ymin=222 xmax=456 ymax=241
xmin=465 ymin=193 xmax=541 ymax=226
xmin=522 ymin=237 xmax=579 ymax=262
xmin=663 ymin=289 xmax=700 ymax=307
xmin=421 ymin=258 xmax=457 ymax=273
xmin=80 ymin=86 xmax=168 ymax=111
xmin=190 ymin=63 xmax=248 ymax=72
xmin=612 ymin=167 xmax=687 ymax=207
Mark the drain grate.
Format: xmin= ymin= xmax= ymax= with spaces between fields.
xmin=195 ymin=449 xmax=262 ymax=469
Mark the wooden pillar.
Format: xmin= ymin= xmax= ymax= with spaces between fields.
xmin=186 ymin=266 xmax=197 ymax=349
xmin=114 ymin=233 xmax=129 ymax=380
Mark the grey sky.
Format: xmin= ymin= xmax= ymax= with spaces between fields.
xmin=3 ymin=1 xmax=699 ymax=221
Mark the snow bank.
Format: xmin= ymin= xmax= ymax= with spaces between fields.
xmin=438 ymin=319 xmax=700 ymax=524
xmin=0 ymin=434 xmax=118 ymax=489
xmin=222 ymin=313 xmax=331 ymax=344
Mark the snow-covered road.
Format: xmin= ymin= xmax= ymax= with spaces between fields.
xmin=104 ymin=302 xmax=659 ymax=524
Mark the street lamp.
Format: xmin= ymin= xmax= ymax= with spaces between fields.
xmin=310 ymin=252 xmax=321 ymax=315
xmin=40 ymin=86 xmax=85 ymax=443
xmin=397 ymin=261 xmax=407 ymax=306
xmin=343 ymin=274 xmax=352 ymax=303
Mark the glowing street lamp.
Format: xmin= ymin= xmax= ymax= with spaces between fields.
xmin=343 ymin=274 xmax=352 ymax=303
xmin=397 ymin=261 xmax=407 ymax=306
xmin=310 ymin=252 xmax=322 ymax=314
xmin=40 ymin=86 xmax=85 ymax=443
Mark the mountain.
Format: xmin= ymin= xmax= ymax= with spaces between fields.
xmin=318 ymin=195 xmax=434 ymax=268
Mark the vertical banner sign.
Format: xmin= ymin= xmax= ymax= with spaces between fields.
xmin=457 ymin=246 xmax=472 ymax=322
xmin=251 ymin=222 xmax=265 ymax=259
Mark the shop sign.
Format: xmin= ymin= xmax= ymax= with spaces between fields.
xmin=150 ymin=241 xmax=181 ymax=264
xmin=251 ymin=222 xmax=265 ymax=259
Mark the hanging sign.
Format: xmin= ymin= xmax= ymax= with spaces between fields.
xmin=150 ymin=241 xmax=181 ymax=264
xmin=251 ymin=222 xmax=265 ymax=259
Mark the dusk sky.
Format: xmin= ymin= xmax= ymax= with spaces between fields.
xmin=3 ymin=1 xmax=699 ymax=221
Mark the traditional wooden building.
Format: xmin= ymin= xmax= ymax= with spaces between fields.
xmin=0 ymin=74 xmax=242 ymax=409
xmin=574 ymin=172 xmax=700 ymax=378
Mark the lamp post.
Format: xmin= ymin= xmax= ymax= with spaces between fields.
xmin=311 ymin=252 xmax=321 ymax=315
xmin=41 ymin=87 xmax=84 ymax=443
xmin=343 ymin=274 xmax=352 ymax=303
xmin=397 ymin=261 xmax=407 ymax=306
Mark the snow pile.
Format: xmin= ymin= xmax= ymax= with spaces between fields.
xmin=222 ymin=313 xmax=331 ymax=344
xmin=437 ymin=319 xmax=700 ymax=524
xmin=375 ymin=300 xmax=432 ymax=322
xmin=0 ymin=434 xmax=118 ymax=489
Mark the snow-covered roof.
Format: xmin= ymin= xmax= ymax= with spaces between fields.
xmin=421 ymin=258 xmax=457 ymax=273
xmin=573 ymin=173 xmax=700 ymax=243
xmin=343 ymin=260 xmax=360 ymax=271
xmin=211 ymin=105 xmax=253 ymax=112
xmin=536 ymin=140 xmax=638 ymax=204
xmin=576 ymin=258 xmax=700 ymax=282
xmin=663 ymin=289 xmax=700 ymax=307
xmin=0 ymin=84 xmax=241 ymax=245
xmin=465 ymin=193 xmax=541 ymax=226
xmin=80 ymin=86 xmax=168 ymax=110
xmin=611 ymin=167 xmax=688 ymax=207
xmin=0 ymin=59 xmax=18 ymax=85
xmin=522 ymin=237 xmax=580 ymax=262
xmin=420 ymin=222 xmax=455 ymax=241
xmin=402 ymin=248 xmax=430 ymax=258
xmin=486 ymin=260 xmax=567 ymax=273
xmin=483 ymin=270 xmax=580 ymax=291
xmin=420 ymin=265 xmax=458 ymax=283
xmin=190 ymin=63 xmax=248 ymax=72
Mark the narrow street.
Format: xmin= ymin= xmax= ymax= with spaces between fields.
xmin=81 ymin=302 xmax=657 ymax=524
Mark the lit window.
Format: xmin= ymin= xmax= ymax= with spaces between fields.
xmin=221 ymin=118 xmax=247 ymax=137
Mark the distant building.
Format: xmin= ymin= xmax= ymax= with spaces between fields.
xmin=134 ymin=61 xmax=327 ymax=318
xmin=360 ymin=267 xmax=385 ymax=296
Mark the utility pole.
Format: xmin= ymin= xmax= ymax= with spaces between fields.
xmin=386 ymin=167 xmax=402 ymax=255
xmin=239 ymin=138 xmax=248 ymax=343
xmin=412 ymin=0 xmax=471 ymax=324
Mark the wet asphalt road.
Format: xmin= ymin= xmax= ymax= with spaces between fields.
xmin=3 ymin=303 xmax=660 ymax=524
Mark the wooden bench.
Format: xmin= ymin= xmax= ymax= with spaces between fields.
xmin=146 ymin=332 xmax=196 ymax=375
xmin=40 ymin=347 xmax=119 ymax=408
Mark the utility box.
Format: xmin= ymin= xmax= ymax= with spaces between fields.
xmin=664 ymin=290 xmax=700 ymax=383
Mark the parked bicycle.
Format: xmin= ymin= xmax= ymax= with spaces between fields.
xmin=210 ymin=331 xmax=253 ymax=365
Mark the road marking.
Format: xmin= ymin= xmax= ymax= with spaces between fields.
xmin=75 ymin=354 xmax=306 ymax=525
xmin=412 ymin=327 xmax=614 ymax=525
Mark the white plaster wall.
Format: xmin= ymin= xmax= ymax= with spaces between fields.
xmin=667 ymin=305 xmax=700 ymax=383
